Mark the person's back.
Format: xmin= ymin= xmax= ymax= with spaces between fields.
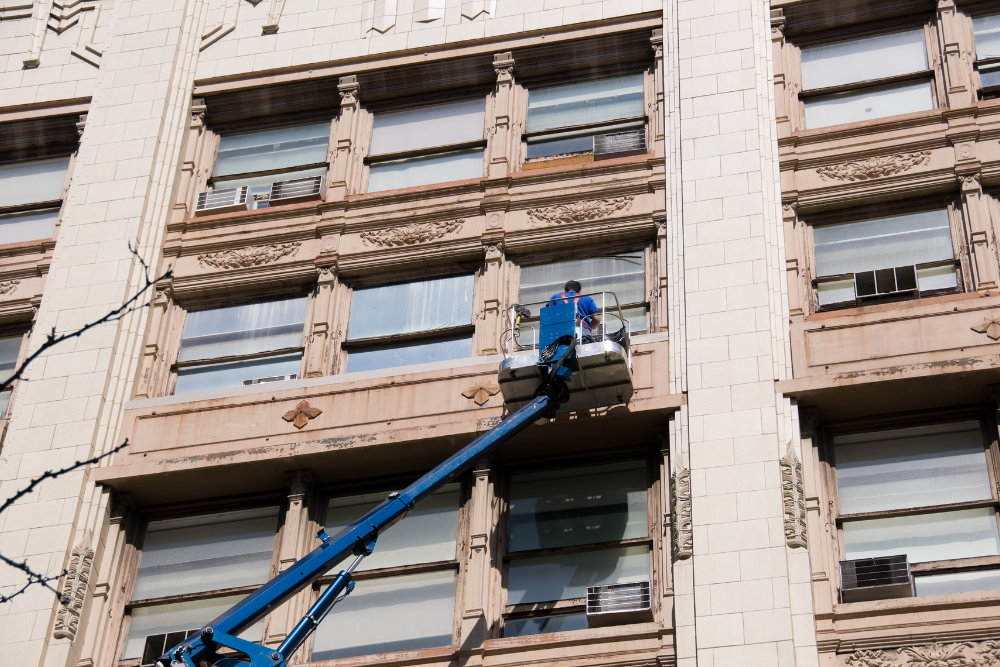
xmin=549 ymin=280 xmax=600 ymax=332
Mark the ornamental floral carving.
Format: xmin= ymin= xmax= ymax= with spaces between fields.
xmin=842 ymin=641 xmax=1000 ymax=667
xmin=972 ymin=312 xmax=1000 ymax=341
xmin=670 ymin=465 xmax=693 ymax=561
xmin=816 ymin=151 xmax=931 ymax=182
xmin=53 ymin=541 xmax=95 ymax=640
xmin=282 ymin=400 xmax=322 ymax=429
xmin=360 ymin=219 xmax=464 ymax=248
xmin=197 ymin=242 xmax=301 ymax=270
xmin=462 ymin=380 xmax=501 ymax=406
xmin=780 ymin=443 xmax=807 ymax=548
xmin=0 ymin=279 xmax=19 ymax=295
xmin=527 ymin=196 xmax=634 ymax=227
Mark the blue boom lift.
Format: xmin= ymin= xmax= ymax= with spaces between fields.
xmin=162 ymin=295 xmax=635 ymax=667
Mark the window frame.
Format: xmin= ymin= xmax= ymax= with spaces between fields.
xmin=0 ymin=155 xmax=73 ymax=246
xmin=0 ymin=326 xmax=31 ymax=422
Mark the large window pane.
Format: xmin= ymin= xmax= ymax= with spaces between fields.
xmin=835 ymin=422 xmax=991 ymax=514
xmin=519 ymin=254 xmax=646 ymax=316
xmin=509 ymin=461 xmax=648 ymax=553
xmin=527 ymin=75 xmax=644 ymax=133
xmin=0 ymin=209 xmax=59 ymax=244
xmin=974 ymin=15 xmax=1000 ymax=60
xmin=344 ymin=335 xmax=472 ymax=374
xmin=0 ymin=158 xmax=69 ymax=207
xmin=0 ymin=335 xmax=19 ymax=417
xmin=504 ymin=613 xmax=589 ymax=637
xmin=178 ymin=298 xmax=307 ymax=362
xmin=367 ymin=149 xmax=484 ymax=192
xmin=843 ymin=508 xmax=1000 ymax=563
xmin=132 ymin=507 xmax=279 ymax=600
xmin=507 ymin=546 xmax=651 ymax=604
xmin=804 ymin=80 xmax=933 ymax=129
xmin=213 ymin=123 xmax=330 ymax=177
xmin=311 ymin=570 xmax=457 ymax=660
xmin=348 ymin=275 xmax=473 ymax=340
xmin=369 ymin=100 xmax=485 ymax=155
xmin=174 ymin=353 xmax=303 ymax=395
xmin=325 ymin=485 xmax=459 ymax=571
xmin=915 ymin=570 xmax=1000 ymax=597
xmin=801 ymin=30 xmax=927 ymax=90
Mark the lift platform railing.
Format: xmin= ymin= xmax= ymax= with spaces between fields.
xmin=501 ymin=290 xmax=632 ymax=360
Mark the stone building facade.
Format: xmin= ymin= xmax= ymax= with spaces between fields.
xmin=1 ymin=0 xmax=1000 ymax=666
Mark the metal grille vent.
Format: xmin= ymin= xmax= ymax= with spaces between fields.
xmin=195 ymin=186 xmax=249 ymax=214
xmin=594 ymin=129 xmax=646 ymax=159
xmin=586 ymin=581 xmax=652 ymax=626
xmin=269 ymin=175 xmax=324 ymax=204
xmin=840 ymin=555 xmax=913 ymax=603
xmin=243 ymin=373 xmax=298 ymax=386
xmin=141 ymin=629 xmax=197 ymax=667
xmin=854 ymin=265 xmax=918 ymax=298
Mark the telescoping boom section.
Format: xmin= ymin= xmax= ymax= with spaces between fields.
xmin=162 ymin=294 xmax=634 ymax=667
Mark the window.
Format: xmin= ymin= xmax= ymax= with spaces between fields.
xmin=210 ymin=123 xmax=330 ymax=208
xmin=800 ymin=30 xmax=934 ymax=129
xmin=174 ymin=297 xmax=307 ymax=394
xmin=832 ymin=421 xmax=1000 ymax=598
xmin=517 ymin=252 xmax=647 ymax=347
xmin=812 ymin=209 xmax=958 ymax=307
xmin=0 ymin=157 xmax=69 ymax=244
xmin=311 ymin=485 xmax=460 ymax=660
xmin=343 ymin=274 xmax=474 ymax=373
xmin=122 ymin=507 xmax=279 ymax=664
xmin=366 ymin=100 xmax=485 ymax=192
xmin=502 ymin=461 xmax=651 ymax=637
xmin=524 ymin=74 xmax=646 ymax=162
xmin=0 ymin=334 xmax=22 ymax=417
xmin=973 ymin=14 xmax=1000 ymax=95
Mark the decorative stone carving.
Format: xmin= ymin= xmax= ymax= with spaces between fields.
xmin=961 ymin=172 xmax=982 ymax=190
xmin=338 ymin=75 xmax=359 ymax=106
xmin=285 ymin=469 xmax=313 ymax=498
xmin=53 ymin=540 xmax=95 ymax=640
xmin=494 ymin=52 xmax=514 ymax=82
xmin=282 ymin=400 xmax=322 ymax=429
xmin=670 ymin=465 xmax=693 ymax=561
xmin=527 ymin=196 xmax=634 ymax=227
xmin=488 ymin=213 xmax=501 ymax=229
xmin=957 ymin=143 xmax=976 ymax=160
xmin=842 ymin=641 xmax=1000 ymax=667
xmin=360 ymin=219 xmax=464 ymax=247
xmin=483 ymin=240 xmax=503 ymax=260
xmin=462 ymin=380 xmax=500 ymax=406
xmin=0 ymin=279 xmax=20 ymax=296
xmin=815 ymin=151 xmax=931 ymax=182
xmin=197 ymin=242 xmax=301 ymax=270
xmin=780 ymin=443 xmax=807 ymax=548
xmin=972 ymin=313 xmax=1000 ymax=340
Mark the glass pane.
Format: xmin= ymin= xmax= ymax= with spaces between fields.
xmin=526 ymin=134 xmax=594 ymax=159
xmin=311 ymin=570 xmax=457 ymax=660
xmin=817 ymin=279 xmax=857 ymax=307
xmin=325 ymin=484 xmax=459 ymax=571
xmin=0 ymin=335 xmax=20 ymax=418
xmin=132 ymin=507 xmax=279 ymax=600
xmin=834 ymin=421 xmax=991 ymax=514
xmin=369 ymin=99 xmax=485 ymax=155
xmin=917 ymin=264 xmax=958 ymax=292
xmin=345 ymin=335 xmax=473 ymax=374
xmin=367 ymin=148 xmax=484 ymax=192
xmin=519 ymin=254 xmax=645 ymax=317
xmin=504 ymin=613 xmax=589 ymax=637
xmin=0 ymin=158 xmax=69 ymax=207
xmin=122 ymin=594 xmax=264 ymax=659
xmin=801 ymin=30 xmax=927 ymax=90
xmin=508 ymin=461 xmax=647 ymax=553
xmin=981 ymin=64 xmax=1000 ymax=89
xmin=814 ymin=210 xmax=953 ymax=278
xmin=348 ymin=274 xmax=473 ymax=340
xmin=0 ymin=209 xmax=59 ymax=244
xmin=974 ymin=15 xmax=1000 ymax=59
xmin=179 ymin=297 xmax=307 ymax=362
xmin=527 ymin=75 xmax=644 ymax=133
xmin=507 ymin=545 xmax=650 ymax=604
xmin=842 ymin=508 xmax=1000 ymax=563
xmin=213 ymin=123 xmax=330 ymax=177
xmin=804 ymin=80 xmax=934 ymax=129
xmin=174 ymin=353 xmax=302 ymax=395
xmin=915 ymin=570 xmax=1000 ymax=597
xmin=214 ymin=166 xmax=328 ymax=199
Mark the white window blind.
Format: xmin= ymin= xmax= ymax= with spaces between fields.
xmin=369 ymin=100 xmax=485 ymax=155
xmin=0 ymin=209 xmax=59 ymax=244
xmin=367 ymin=149 xmax=484 ymax=193
xmin=801 ymin=30 xmax=928 ymax=90
xmin=0 ymin=158 xmax=69 ymax=208
xmin=178 ymin=297 xmax=307 ymax=362
xmin=804 ymin=81 xmax=934 ymax=129
xmin=974 ymin=14 xmax=1000 ymax=59
xmin=506 ymin=545 xmax=650 ymax=605
xmin=835 ymin=422 xmax=992 ymax=515
xmin=526 ymin=75 xmax=645 ymax=134
xmin=213 ymin=123 xmax=330 ymax=178
xmin=347 ymin=275 xmax=473 ymax=340
xmin=843 ymin=507 xmax=1000 ymax=563
xmin=344 ymin=335 xmax=472 ymax=374
xmin=0 ymin=335 xmax=19 ymax=417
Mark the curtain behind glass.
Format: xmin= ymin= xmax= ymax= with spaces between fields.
xmin=974 ymin=15 xmax=1000 ymax=59
xmin=0 ymin=209 xmax=59 ymax=244
xmin=131 ymin=507 xmax=279 ymax=600
xmin=506 ymin=546 xmax=651 ymax=604
xmin=213 ymin=123 xmax=330 ymax=177
xmin=325 ymin=484 xmax=459 ymax=571
xmin=842 ymin=508 xmax=1000 ymax=562
xmin=834 ymin=422 xmax=991 ymax=514
xmin=178 ymin=297 xmax=306 ymax=362
xmin=526 ymin=75 xmax=644 ymax=133
xmin=369 ymin=100 xmax=485 ymax=155
xmin=367 ymin=149 xmax=484 ymax=192
xmin=804 ymin=80 xmax=934 ymax=129
xmin=519 ymin=253 xmax=646 ymax=315
xmin=0 ymin=158 xmax=69 ymax=207
xmin=801 ymin=30 xmax=927 ymax=90
xmin=347 ymin=274 xmax=473 ymax=339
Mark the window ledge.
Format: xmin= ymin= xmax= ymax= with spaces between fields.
xmin=183 ymin=198 xmax=322 ymax=224
xmin=785 ymin=106 xmax=948 ymax=143
xmin=804 ymin=290 xmax=984 ymax=321
xmin=832 ymin=587 xmax=1000 ymax=619
xmin=483 ymin=621 xmax=661 ymax=652
xmin=346 ymin=177 xmax=486 ymax=203
xmin=511 ymin=153 xmax=654 ymax=180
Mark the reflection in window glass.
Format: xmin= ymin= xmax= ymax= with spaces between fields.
xmin=0 ymin=209 xmax=59 ymax=244
xmin=0 ymin=158 xmax=69 ymax=207
xmin=842 ymin=507 xmax=1000 ymax=563
xmin=504 ymin=613 xmax=589 ymax=637
xmin=973 ymin=14 xmax=1000 ymax=60
xmin=348 ymin=275 xmax=473 ymax=340
xmin=507 ymin=546 xmax=651 ymax=605
xmin=801 ymin=30 xmax=927 ymax=90
xmin=527 ymin=75 xmax=644 ymax=134
xmin=345 ymin=335 xmax=472 ymax=374
xmin=0 ymin=335 xmax=19 ymax=417
xmin=369 ymin=100 xmax=484 ymax=155
xmin=213 ymin=123 xmax=330 ymax=178
xmin=804 ymin=80 xmax=934 ymax=129
xmin=174 ymin=353 xmax=303 ymax=395
xmin=367 ymin=149 xmax=484 ymax=193
xmin=915 ymin=570 xmax=1000 ymax=597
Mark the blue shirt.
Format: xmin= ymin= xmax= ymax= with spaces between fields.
xmin=549 ymin=291 xmax=599 ymax=330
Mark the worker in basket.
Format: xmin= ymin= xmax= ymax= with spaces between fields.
xmin=550 ymin=279 xmax=601 ymax=343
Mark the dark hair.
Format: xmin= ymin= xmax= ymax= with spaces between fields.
xmin=565 ymin=280 xmax=582 ymax=292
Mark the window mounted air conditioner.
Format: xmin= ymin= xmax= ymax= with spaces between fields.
xmin=141 ymin=629 xmax=198 ymax=667
xmin=854 ymin=265 xmax=918 ymax=299
xmin=243 ymin=373 xmax=298 ymax=386
xmin=586 ymin=580 xmax=652 ymax=627
xmin=195 ymin=186 xmax=250 ymax=216
xmin=268 ymin=175 xmax=325 ymax=205
xmin=840 ymin=555 xmax=913 ymax=603
xmin=594 ymin=129 xmax=647 ymax=160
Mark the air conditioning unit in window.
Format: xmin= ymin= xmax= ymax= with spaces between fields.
xmin=268 ymin=175 xmax=325 ymax=205
xmin=243 ymin=373 xmax=298 ymax=386
xmin=840 ymin=555 xmax=914 ymax=603
xmin=594 ymin=129 xmax=647 ymax=160
xmin=586 ymin=580 xmax=652 ymax=627
xmin=195 ymin=186 xmax=250 ymax=216
xmin=854 ymin=265 xmax=918 ymax=299
xmin=141 ymin=629 xmax=198 ymax=667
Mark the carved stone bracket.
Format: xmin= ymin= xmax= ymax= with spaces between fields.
xmin=360 ymin=219 xmax=463 ymax=247
xmin=53 ymin=538 xmax=95 ymax=640
xmin=670 ymin=465 xmax=692 ymax=561
xmin=197 ymin=242 xmax=301 ymax=269
xmin=843 ymin=640 xmax=1000 ymax=667
xmin=285 ymin=469 xmax=313 ymax=500
xmin=780 ymin=443 xmax=807 ymax=548
xmin=816 ymin=151 xmax=931 ymax=182
xmin=527 ymin=196 xmax=634 ymax=227
xmin=960 ymin=171 xmax=982 ymax=192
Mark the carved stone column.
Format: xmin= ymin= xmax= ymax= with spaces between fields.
xmin=458 ymin=460 xmax=498 ymax=662
xmin=783 ymin=202 xmax=805 ymax=317
xmin=306 ymin=267 xmax=338 ymax=378
xmin=960 ymin=171 xmax=999 ymax=291
xmin=771 ymin=10 xmax=794 ymax=139
xmin=265 ymin=471 xmax=315 ymax=648
xmin=488 ymin=52 xmax=515 ymax=180
xmin=172 ymin=98 xmax=209 ymax=223
xmin=649 ymin=30 xmax=665 ymax=159
xmin=937 ymin=0 xmax=974 ymax=108
xmin=134 ymin=284 xmax=172 ymax=399
xmin=797 ymin=410 xmax=835 ymax=617
xmin=329 ymin=76 xmax=361 ymax=200
xmin=476 ymin=239 xmax=505 ymax=356
xmin=655 ymin=218 xmax=669 ymax=331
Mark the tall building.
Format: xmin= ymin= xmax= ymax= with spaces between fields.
xmin=1 ymin=0 xmax=1000 ymax=666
